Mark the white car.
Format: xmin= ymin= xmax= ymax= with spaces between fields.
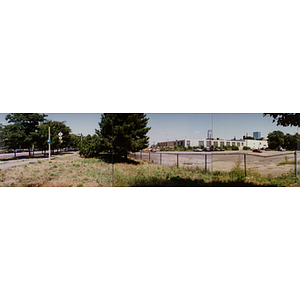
xmin=193 ymin=148 xmax=203 ymax=152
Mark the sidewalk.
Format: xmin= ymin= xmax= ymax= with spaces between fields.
xmin=0 ymin=152 xmax=79 ymax=169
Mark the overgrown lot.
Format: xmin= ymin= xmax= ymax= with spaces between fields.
xmin=0 ymin=155 xmax=299 ymax=187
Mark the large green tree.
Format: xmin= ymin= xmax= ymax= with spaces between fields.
xmin=263 ymin=113 xmax=300 ymax=127
xmin=96 ymin=113 xmax=151 ymax=158
xmin=5 ymin=113 xmax=47 ymax=156
xmin=267 ymin=131 xmax=285 ymax=149
xmin=37 ymin=120 xmax=72 ymax=154
xmin=78 ymin=134 xmax=101 ymax=158
xmin=0 ymin=123 xmax=5 ymax=148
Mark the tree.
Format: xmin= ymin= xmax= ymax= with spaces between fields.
xmin=5 ymin=113 xmax=47 ymax=156
xmin=37 ymin=120 xmax=72 ymax=154
xmin=4 ymin=123 xmax=26 ymax=157
xmin=267 ymin=130 xmax=285 ymax=149
xmin=69 ymin=133 xmax=82 ymax=149
xmin=263 ymin=113 xmax=300 ymax=127
xmin=78 ymin=134 xmax=101 ymax=158
xmin=0 ymin=123 xmax=5 ymax=148
xmin=96 ymin=113 xmax=151 ymax=158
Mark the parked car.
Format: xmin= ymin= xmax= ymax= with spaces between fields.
xmin=278 ymin=147 xmax=286 ymax=151
xmin=203 ymin=148 xmax=211 ymax=152
xmin=15 ymin=149 xmax=23 ymax=152
xmin=4 ymin=149 xmax=14 ymax=153
xmin=193 ymin=148 xmax=202 ymax=152
xmin=252 ymin=149 xmax=263 ymax=153
xmin=266 ymin=148 xmax=271 ymax=151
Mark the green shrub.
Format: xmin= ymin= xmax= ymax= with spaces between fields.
xmin=243 ymin=146 xmax=251 ymax=150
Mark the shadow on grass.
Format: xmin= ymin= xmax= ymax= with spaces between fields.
xmin=131 ymin=176 xmax=270 ymax=187
xmin=96 ymin=154 xmax=141 ymax=165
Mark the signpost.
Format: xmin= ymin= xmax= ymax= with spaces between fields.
xmin=58 ymin=132 xmax=63 ymax=144
xmin=48 ymin=123 xmax=51 ymax=161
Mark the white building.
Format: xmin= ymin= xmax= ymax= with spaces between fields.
xmin=157 ymin=138 xmax=268 ymax=150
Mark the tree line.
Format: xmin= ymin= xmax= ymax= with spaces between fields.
xmin=0 ymin=113 xmax=151 ymax=159
xmin=267 ymin=130 xmax=299 ymax=150
xmin=0 ymin=113 xmax=81 ymax=157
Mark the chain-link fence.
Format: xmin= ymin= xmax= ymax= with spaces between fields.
xmin=129 ymin=151 xmax=299 ymax=177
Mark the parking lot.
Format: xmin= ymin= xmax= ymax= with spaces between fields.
xmin=130 ymin=150 xmax=299 ymax=177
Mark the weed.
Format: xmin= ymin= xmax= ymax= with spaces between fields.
xmin=37 ymin=160 xmax=41 ymax=163
xmin=77 ymin=183 xmax=83 ymax=187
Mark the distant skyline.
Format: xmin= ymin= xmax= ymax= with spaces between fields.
xmin=1 ymin=113 xmax=299 ymax=143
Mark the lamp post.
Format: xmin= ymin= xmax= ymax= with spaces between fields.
xmin=43 ymin=122 xmax=51 ymax=161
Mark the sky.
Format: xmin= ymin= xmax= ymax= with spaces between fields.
xmin=1 ymin=113 xmax=299 ymax=144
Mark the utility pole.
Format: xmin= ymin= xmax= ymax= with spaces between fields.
xmin=43 ymin=121 xmax=51 ymax=161
xmin=48 ymin=122 xmax=51 ymax=161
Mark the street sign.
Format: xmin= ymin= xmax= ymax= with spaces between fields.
xmin=48 ymin=139 xmax=51 ymax=144
xmin=58 ymin=132 xmax=63 ymax=137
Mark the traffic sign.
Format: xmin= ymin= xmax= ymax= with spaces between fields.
xmin=48 ymin=139 xmax=51 ymax=144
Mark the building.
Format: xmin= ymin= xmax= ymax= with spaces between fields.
xmin=253 ymin=131 xmax=261 ymax=140
xmin=157 ymin=137 xmax=268 ymax=150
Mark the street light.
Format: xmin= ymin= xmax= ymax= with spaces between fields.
xmin=43 ymin=122 xmax=51 ymax=161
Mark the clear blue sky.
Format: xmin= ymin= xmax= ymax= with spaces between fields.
xmin=1 ymin=113 xmax=299 ymax=143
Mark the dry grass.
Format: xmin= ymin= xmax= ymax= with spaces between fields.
xmin=0 ymin=154 xmax=299 ymax=187
xmin=0 ymin=155 xmax=113 ymax=187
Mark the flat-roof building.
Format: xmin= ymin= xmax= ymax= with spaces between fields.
xmin=157 ymin=138 xmax=268 ymax=150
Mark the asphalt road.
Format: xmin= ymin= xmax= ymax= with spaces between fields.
xmin=0 ymin=151 xmax=79 ymax=169
xmin=0 ymin=150 xmax=45 ymax=160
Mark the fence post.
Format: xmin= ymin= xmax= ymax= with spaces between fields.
xmin=177 ymin=153 xmax=179 ymax=168
xmin=149 ymin=152 xmax=151 ymax=161
xmin=295 ymin=150 xmax=298 ymax=177
xmin=244 ymin=154 xmax=247 ymax=177
xmin=160 ymin=153 xmax=162 ymax=165
xmin=140 ymin=151 xmax=142 ymax=160
xmin=205 ymin=154 xmax=207 ymax=172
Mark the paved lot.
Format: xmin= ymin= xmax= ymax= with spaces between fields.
xmin=134 ymin=151 xmax=299 ymax=177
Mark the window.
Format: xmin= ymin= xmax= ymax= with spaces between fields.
xmin=226 ymin=142 xmax=230 ymax=146
xmin=213 ymin=141 xmax=218 ymax=146
xmin=220 ymin=142 xmax=224 ymax=147
xmin=187 ymin=140 xmax=190 ymax=146
xmin=199 ymin=141 xmax=204 ymax=146
xmin=232 ymin=142 xmax=235 ymax=146
xmin=237 ymin=142 xmax=240 ymax=147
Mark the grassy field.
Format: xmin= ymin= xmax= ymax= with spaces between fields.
xmin=0 ymin=154 xmax=299 ymax=187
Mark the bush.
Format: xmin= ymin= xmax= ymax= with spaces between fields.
xmin=78 ymin=135 xmax=101 ymax=158
xmin=243 ymin=146 xmax=251 ymax=150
